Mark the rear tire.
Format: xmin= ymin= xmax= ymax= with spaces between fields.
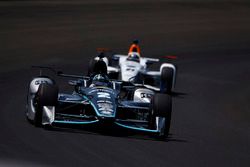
xmin=161 ymin=67 xmax=173 ymax=94
xmin=34 ymin=84 xmax=58 ymax=127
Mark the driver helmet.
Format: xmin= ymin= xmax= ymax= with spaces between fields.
xmin=91 ymin=74 xmax=110 ymax=87
xmin=93 ymin=74 xmax=109 ymax=82
xmin=127 ymin=52 xmax=140 ymax=62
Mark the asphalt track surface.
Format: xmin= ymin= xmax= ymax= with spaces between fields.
xmin=0 ymin=0 xmax=250 ymax=166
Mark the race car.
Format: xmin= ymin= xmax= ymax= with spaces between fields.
xmin=26 ymin=63 xmax=172 ymax=138
xmin=90 ymin=51 xmax=177 ymax=94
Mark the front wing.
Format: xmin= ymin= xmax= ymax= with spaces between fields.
xmin=41 ymin=99 xmax=161 ymax=134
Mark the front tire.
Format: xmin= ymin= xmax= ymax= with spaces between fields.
xmin=34 ymin=83 xmax=58 ymax=127
xmin=161 ymin=67 xmax=174 ymax=94
xmin=149 ymin=94 xmax=172 ymax=138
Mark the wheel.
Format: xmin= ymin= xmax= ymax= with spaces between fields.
xmin=34 ymin=83 xmax=58 ymax=127
xmin=149 ymin=93 xmax=172 ymax=138
xmin=161 ymin=67 xmax=174 ymax=94
xmin=26 ymin=77 xmax=56 ymax=125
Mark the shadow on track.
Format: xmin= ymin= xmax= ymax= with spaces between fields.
xmin=39 ymin=123 xmax=188 ymax=143
xmin=171 ymin=91 xmax=188 ymax=98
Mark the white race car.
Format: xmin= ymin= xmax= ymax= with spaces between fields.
xmin=90 ymin=52 xmax=177 ymax=94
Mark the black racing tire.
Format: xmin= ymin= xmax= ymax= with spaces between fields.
xmin=34 ymin=83 xmax=58 ymax=127
xmin=161 ymin=67 xmax=174 ymax=94
xmin=33 ymin=106 xmax=43 ymax=127
xmin=36 ymin=84 xmax=58 ymax=106
xmin=149 ymin=93 xmax=172 ymax=138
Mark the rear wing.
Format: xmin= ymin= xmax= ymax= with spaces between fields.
xmin=143 ymin=57 xmax=159 ymax=63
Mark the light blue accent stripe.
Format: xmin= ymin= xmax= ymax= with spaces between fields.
xmin=57 ymin=113 xmax=90 ymax=118
xmin=54 ymin=120 xmax=99 ymax=124
xmin=82 ymin=95 xmax=100 ymax=116
xmin=115 ymin=122 xmax=159 ymax=133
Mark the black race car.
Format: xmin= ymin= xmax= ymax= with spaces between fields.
xmin=26 ymin=62 xmax=172 ymax=138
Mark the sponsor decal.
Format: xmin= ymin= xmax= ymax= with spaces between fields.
xmin=35 ymin=80 xmax=49 ymax=85
xmin=89 ymin=88 xmax=114 ymax=94
xmin=88 ymin=89 xmax=98 ymax=94
xmin=97 ymin=92 xmax=111 ymax=99
xmin=97 ymin=102 xmax=113 ymax=113
xmin=140 ymin=93 xmax=152 ymax=98
xmin=97 ymin=100 xmax=112 ymax=104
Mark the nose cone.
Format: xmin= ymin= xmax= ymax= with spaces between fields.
xmin=97 ymin=101 xmax=115 ymax=116
xmin=121 ymin=62 xmax=140 ymax=81
xmin=92 ymin=90 xmax=117 ymax=118
xmin=121 ymin=70 xmax=138 ymax=81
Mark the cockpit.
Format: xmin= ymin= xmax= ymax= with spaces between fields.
xmin=90 ymin=74 xmax=111 ymax=87
xmin=127 ymin=52 xmax=140 ymax=63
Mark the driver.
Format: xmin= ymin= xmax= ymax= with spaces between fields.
xmin=128 ymin=39 xmax=141 ymax=55
xmin=89 ymin=73 xmax=111 ymax=88
xmin=127 ymin=52 xmax=140 ymax=63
